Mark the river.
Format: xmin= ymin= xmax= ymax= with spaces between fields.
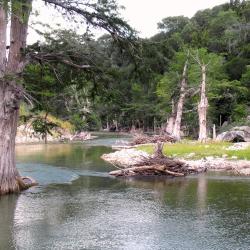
xmin=0 ymin=134 xmax=249 ymax=249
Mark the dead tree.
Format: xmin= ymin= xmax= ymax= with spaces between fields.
xmin=198 ymin=64 xmax=209 ymax=142
xmin=172 ymin=57 xmax=189 ymax=141
xmin=213 ymin=124 xmax=216 ymax=141
xmin=192 ymin=52 xmax=209 ymax=142
xmin=165 ymin=99 xmax=176 ymax=134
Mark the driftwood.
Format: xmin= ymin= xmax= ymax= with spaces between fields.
xmin=110 ymin=142 xmax=199 ymax=177
xmin=110 ymin=165 xmax=185 ymax=177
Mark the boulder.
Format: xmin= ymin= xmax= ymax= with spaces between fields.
xmin=233 ymin=126 xmax=250 ymax=135
xmin=216 ymin=126 xmax=250 ymax=142
xmin=101 ymin=149 xmax=150 ymax=167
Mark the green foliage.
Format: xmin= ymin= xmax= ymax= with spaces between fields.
xmin=70 ymin=114 xmax=88 ymax=132
xmin=157 ymin=50 xmax=188 ymax=104
xmin=31 ymin=116 xmax=58 ymax=139
xmin=21 ymin=0 xmax=250 ymax=136
xmin=158 ymin=16 xmax=190 ymax=35
xmin=225 ymin=58 xmax=248 ymax=80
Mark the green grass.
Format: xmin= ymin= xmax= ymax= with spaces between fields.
xmin=138 ymin=141 xmax=250 ymax=160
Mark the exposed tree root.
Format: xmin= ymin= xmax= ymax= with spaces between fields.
xmin=0 ymin=176 xmax=38 ymax=195
xmin=17 ymin=176 xmax=38 ymax=190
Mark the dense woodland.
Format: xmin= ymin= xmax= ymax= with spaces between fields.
xmin=1 ymin=0 xmax=250 ymax=194
xmin=20 ymin=0 xmax=250 ymax=139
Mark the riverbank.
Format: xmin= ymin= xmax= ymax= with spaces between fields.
xmin=102 ymin=142 xmax=250 ymax=176
xmin=16 ymin=125 xmax=96 ymax=144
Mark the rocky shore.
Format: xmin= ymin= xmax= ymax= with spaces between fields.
xmin=16 ymin=125 xmax=94 ymax=144
xmin=102 ymin=147 xmax=250 ymax=176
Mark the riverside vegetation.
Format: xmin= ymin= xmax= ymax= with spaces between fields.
xmin=0 ymin=0 xmax=250 ymax=194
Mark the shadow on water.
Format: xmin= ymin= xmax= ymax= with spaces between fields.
xmin=0 ymin=195 xmax=18 ymax=250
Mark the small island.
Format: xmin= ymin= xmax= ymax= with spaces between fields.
xmin=102 ymin=129 xmax=250 ymax=177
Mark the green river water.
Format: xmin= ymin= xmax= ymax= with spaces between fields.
xmin=0 ymin=134 xmax=249 ymax=250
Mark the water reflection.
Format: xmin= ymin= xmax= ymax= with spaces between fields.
xmin=197 ymin=174 xmax=207 ymax=216
xmin=0 ymin=195 xmax=18 ymax=250
xmin=0 ymin=139 xmax=249 ymax=249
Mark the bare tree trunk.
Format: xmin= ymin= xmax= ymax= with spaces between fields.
xmin=172 ymin=59 xmax=188 ymax=141
xmin=0 ymin=5 xmax=7 ymax=78
xmin=113 ymin=119 xmax=118 ymax=131
xmin=153 ymin=117 xmax=156 ymax=133
xmin=0 ymin=0 xmax=32 ymax=195
xmin=213 ymin=124 xmax=216 ymax=141
xmin=165 ymin=99 xmax=175 ymax=134
xmin=198 ymin=65 xmax=208 ymax=142
xmin=44 ymin=112 xmax=48 ymax=144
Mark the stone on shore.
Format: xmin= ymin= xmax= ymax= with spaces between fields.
xmin=101 ymin=149 xmax=150 ymax=167
xmin=217 ymin=126 xmax=250 ymax=142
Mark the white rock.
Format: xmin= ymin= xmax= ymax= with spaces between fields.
xmin=101 ymin=149 xmax=150 ymax=167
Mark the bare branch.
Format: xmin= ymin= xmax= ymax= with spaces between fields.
xmin=29 ymin=52 xmax=91 ymax=69
xmin=186 ymin=87 xmax=200 ymax=97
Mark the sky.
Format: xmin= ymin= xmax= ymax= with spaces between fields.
xmin=118 ymin=0 xmax=228 ymax=37
xmin=28 ymin=0 xmax=228 ymax=44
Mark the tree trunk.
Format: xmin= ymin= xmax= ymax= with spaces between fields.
xmin=165 ymin=99 xmax=176 ymax=134
xmin=106 ymin=117 xmax=110 ymax=130
xmin=198 ymin=65 xmax=208 ymax=142
xmin=0 ymin=0 xmax=32 ymax=195
xmin=0 ymin=5 xmax=7 ymax=78
xmin=7 ymin=0 xmax=32 ymax=73
xmin=172 ymin=59 xmax=188 ymax=141
xmin=44 ymin=112 xmax=48 ymax=144
xmin=0 ymin=82 xmax=24 ymax=194
xmin=213 ymin=124 xmax=216 ymax=141
xmin=153 ymin=117 xmax=156 ymax=133
xmin=153 ymin=142 xmax=165 ymax=158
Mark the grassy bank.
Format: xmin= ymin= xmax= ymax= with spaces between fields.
xmin=138 ymin=141 xmax=250 ymax=160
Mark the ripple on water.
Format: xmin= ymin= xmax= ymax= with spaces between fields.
xmin=17 ymin=163 xmax=80 ymax=186
xmin=3 ymin=141 xmax=249 ymax=250
xmin=17 ymin=163 xmax=111 ymax=193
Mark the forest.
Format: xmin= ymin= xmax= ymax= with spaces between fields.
xmin=20 ymin=0 xmax=250 ymax=139
xmin=0 ymin=0 xmax=250 ymax=195
xmin=0 ymin=1 xmax=250 ymax=249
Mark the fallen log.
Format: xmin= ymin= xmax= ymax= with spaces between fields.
xmin=110 ymin=164 xmax=187 ymax=177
